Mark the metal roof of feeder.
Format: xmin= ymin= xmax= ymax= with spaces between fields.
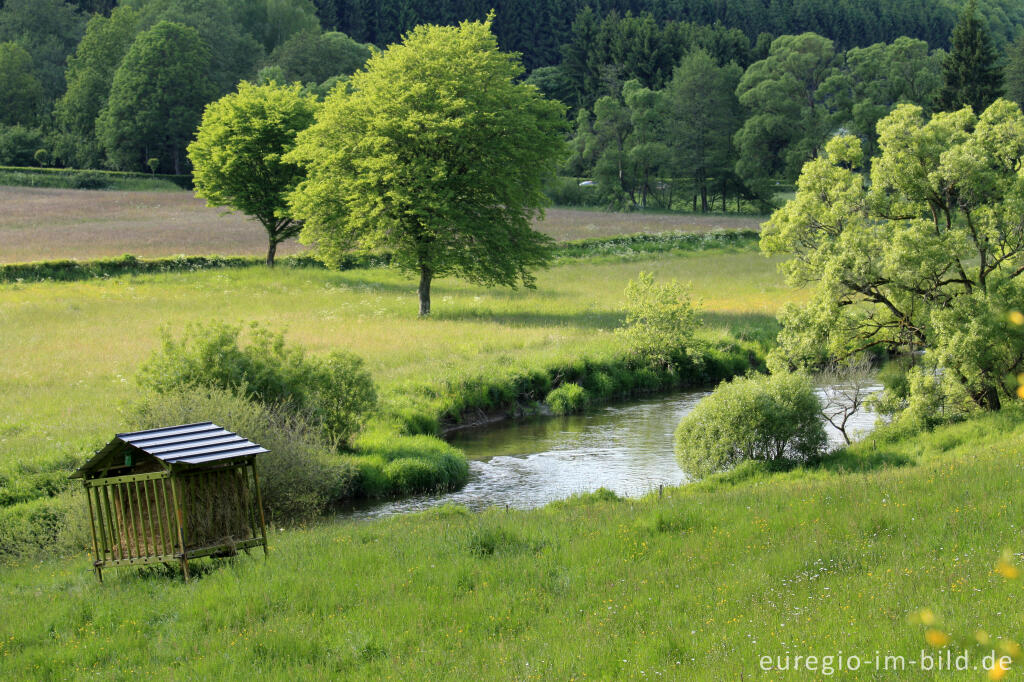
xmin=72 ymin=422 xmax=268 ymax=477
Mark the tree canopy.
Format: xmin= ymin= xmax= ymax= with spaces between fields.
xmin=189 ymin=81 xmax=319 ymax=266
xmin=96 ymin=20 xmax=212 ymax=173
xmin=939 ymin=0 xmax=1002 ymax=112
xmin=762 ymin=100 xmax=1024 ymax=411
xmin=286 ymin=17 xmax=567 ymax=315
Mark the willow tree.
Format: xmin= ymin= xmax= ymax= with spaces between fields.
xmin=286 ymin=16 xmax=567 ymax=315
xmin=762 ymin=100 xmax=1024 ymax=411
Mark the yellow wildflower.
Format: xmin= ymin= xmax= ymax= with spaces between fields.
xmin=925 ymin=628 xmax=950 ymax=648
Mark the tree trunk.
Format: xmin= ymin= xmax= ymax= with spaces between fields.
xmin=266 ymin=240 xmax=277 ymax=267
xmin=418 ymin=265 xmax=432 ymax=316
xmin=981 ymin=385 xmax=1001 ymax=411
xmin=700 ymin=184 xmax=709 ymax=213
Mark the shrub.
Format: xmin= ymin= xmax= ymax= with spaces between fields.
xmin=545 ymin=382 xmax=590 ymax=415
xmin=674 ymin=371 xmax=826 ymax=479
xmin=617 ymin=271 xmax=701 ymax=368
xmin=129 ymin=386 xmax=357 ymax=522
xmin=137 ymin=321 xmax=376 ymax=446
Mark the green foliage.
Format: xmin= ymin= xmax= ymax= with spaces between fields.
xmin=545 ymin=382 xmax=590 ymax=416
xmin=734 ymin=33 xmax=843 ymax=198
xmin=0 ymin=42 xmax=44 ymax=126
xmin=286 ymin=16 xmax=568 ymax=315
xmin=137 ymin=321 xmax=377 ymax=446
xmin=0 ymin=0 xmax=85 ymax=104
xmin=940 ymin=0 xmax=1002 ymax=113
xmin=351 ymin=432 xmax=469 ymax=497
xmin=0 ymin=126 xmax=45 ymax=166
xmin=129 ymin=385 xmax=357 ymax=522
xmin=1006 ymin=33 xmax=1024 ymax=110
xmin=53 ymin=8 xmax=139 ymax=168
xmin=189 ymin=81 xmax=319 ymax=265
xmin=840 ymin=37 xmax=945 ymax=158
xmin=96 ymin=20 xmax=213 ymax=174
xmin=762 ymin=101 xmax=1024 ymax=410
xmin=263 ymin=29 xmax=370 ymax=85
xmin=664 ymin=49 xmax=744 ymax=212
xmin=674 ymin=371 xmax=827 ymax=479
xmin=232 ymin=0 xmax=321 ymax=53
xmin=617 ymin=271 xmax=700 ymax=368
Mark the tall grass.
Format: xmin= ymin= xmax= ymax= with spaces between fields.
xmin=0 ymin=408 xmax=1021 ymax=678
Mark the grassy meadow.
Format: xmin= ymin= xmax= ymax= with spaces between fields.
xmin=2 ymin=407 xmax=1023 ymax=679
xmin=0 ymin=248 xmax=793 ymax=478
xmin=0 ymin=185 xmax=759 ymax=263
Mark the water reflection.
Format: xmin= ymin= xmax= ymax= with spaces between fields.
xmin=342 ymin=386 xmax=880 ymax=520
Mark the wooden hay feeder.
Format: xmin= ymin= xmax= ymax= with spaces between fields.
xmin=71 ymin=422 xmax=269 ymax=582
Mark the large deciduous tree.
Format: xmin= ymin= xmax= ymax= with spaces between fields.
xmin=0 ymin=42 xmax=44 ymax=126
xmin=762 ymin=100 xmax=1024 ymax=411
xmin=54 ymin=7 xmax=139 ymax=168
xmin=96 ymin=20 xmax=212 ymax=174
xmin=664 ymin=48 xmax=743 ymax=213
xmin=189 ymin=81 xmax=319 ymax=267
xmin=0 ymin=0 xmax=85 ymax=104
xmin=286 ymin=17 xmax=567 ymax=316
xmin=733 ymin=33 xmax=842 ymax=200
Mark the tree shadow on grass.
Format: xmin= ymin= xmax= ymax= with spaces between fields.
xmin=430 ymin=307 xmax=625 ymax=330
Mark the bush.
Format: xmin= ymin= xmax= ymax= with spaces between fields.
xmin=137 ymin=321 xmax=377 ymax=446
xmin=545 ymin=382 xmax=590 ymax=415
xmin=129 ymin=386 xmax=357 ymax=522
xmin=617 ymin=271 xmax=701 ymax=368
xmin=674 ymin=372 xmax=826 ymax=479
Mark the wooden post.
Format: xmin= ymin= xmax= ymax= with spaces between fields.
xmin=250 ymin=460 xmax=269 ymax=558
xmin=84 ymin=483 xmax=101 ymax=582
xmin=170 ymin=476 xmax=190 ymax=582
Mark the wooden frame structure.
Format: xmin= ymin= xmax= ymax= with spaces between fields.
xmin=72 ymin=422 xmax=269 ymax=582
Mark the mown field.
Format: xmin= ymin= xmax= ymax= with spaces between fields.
xmin=0 ymin=185 xmax=761 ymax=263
xmin=2 ymin=405 xmax=1023 ymax=679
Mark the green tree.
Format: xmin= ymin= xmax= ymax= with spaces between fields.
xmin=96 ymin=21 xmax=212 ymax=173
xmin=616 ymin=271 xmax=700 ymax=368
xmin=286 ymin=17 xmax=567 ymax=316
xmin=664 ymin=48 xmax=744 ymax=212
xmin=0 ymin=0 xmax=85 ymax=104
xmin=839 ymin=37 xmax=944 ymax=158
xmin=189 ymin=81 xmax=319 ymax=266
xmin=939 ymin=0 xmax=1002 ymax=113
xmin=53 ymin=7 xmax=139 ymax=168
xmin=232 ymin=0 xmax=321 ymax=53
xmin=1004 ymin=32 xmax=1024 ymax=110
xmin=263 ymin=30 xmax=370 ymax=85
xmin=734 ymin=33 xmax=842 ymax=200
xmin=122 ymin=0 xmax=263 ymax=97
xmin=0 ymin=43 xmax=44 ymax=126
xmin=761 ymin=101 xmax=1024 ymax=411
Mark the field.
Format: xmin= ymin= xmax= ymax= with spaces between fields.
xmin=0 ymin=248 xmax=793 ymax=480
xmin=0 ymin=186 xmax=761 ymax=263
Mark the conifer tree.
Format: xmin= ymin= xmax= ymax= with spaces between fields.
xmin=939 ymin=0 xmax=1001 ymax=112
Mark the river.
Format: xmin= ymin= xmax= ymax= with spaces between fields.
xmin=342 ymin=384 xmax=880 ymax=520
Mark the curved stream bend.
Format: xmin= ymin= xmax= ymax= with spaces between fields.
xmin=343 ymin=387 xmax=880 ymax=520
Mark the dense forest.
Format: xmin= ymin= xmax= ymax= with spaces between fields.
xmin=1 ymin=0 xmax=1023 ymax=209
